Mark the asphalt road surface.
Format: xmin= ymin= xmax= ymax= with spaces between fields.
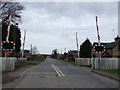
xmin=10 ymin=57 xmax=118 ymax=88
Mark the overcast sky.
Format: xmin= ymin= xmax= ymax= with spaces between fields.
xmin=19 ymin=2 xmax=118 ymax=54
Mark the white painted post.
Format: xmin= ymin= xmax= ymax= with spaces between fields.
xmin=22 ymin=30 xmax=26 ymax=58
xmin=76 ymin=32 xmax=79 ymax=58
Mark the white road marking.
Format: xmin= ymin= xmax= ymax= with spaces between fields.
xmin=52 ymin=64 xmax=65 ymax=76
xmin=51 ymin=64 xmax=61 ymax=76
xmin=51 ymin=64 xmax=65 ymax=76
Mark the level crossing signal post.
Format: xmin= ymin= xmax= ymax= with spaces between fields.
xmin=0 ymin=10 xmax=16 ymax=57
xmin=93 ymin=44 xmax=105 ymax=56
xmin=95 ymin=16 xmax=106 ymax=62
xmin=0 ymin=41 xmax=15 ymax=57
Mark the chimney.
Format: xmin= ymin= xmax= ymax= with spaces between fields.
xmin=115 ymin=35 xmax=120 ymax=41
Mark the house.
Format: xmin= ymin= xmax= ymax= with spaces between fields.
xmin=24 ymin=50 xmax=31 ymax=57
xmin=67 ymin=50 xmax=78 ymax=58
xmin=92 ymin=35 xmax=120 ymax=58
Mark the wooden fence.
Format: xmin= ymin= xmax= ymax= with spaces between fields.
xmin=75 ymin=58 xmax=91 ymax=66
xmin=75 ymin=58 xmax=119 ymax=69
xmin=0 ymin=57 xmax=27 ymax=71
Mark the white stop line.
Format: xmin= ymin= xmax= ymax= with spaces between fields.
xmin=51 ymin=64 xmax=65 ymax=76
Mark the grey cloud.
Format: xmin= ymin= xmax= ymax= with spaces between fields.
xmin=22 ymin=2 xmax=117 ymax=18
xmin=20 ymin=2 xmax=118 ymax=54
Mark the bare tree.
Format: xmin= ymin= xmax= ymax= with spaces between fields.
xmin=52 ymin=49 xmax=58 ymax=58
xmin=0 ymin=0 xmax=24 ymax=24
xmin=32 ymin=46 xmax=38 ymax=55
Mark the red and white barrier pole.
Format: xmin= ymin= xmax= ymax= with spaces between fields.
xmin=96 ymin=16 xmax=101 ymax=61
xmin=6 ymin=10 xmax=12 ymax=42
xmin=96 ymin=16 xmax=101 ymax=46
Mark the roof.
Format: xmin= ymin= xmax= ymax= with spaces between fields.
xmin=68 ymin=50 xmax=78 ymax=54
xmin=102 ymin=51 xmax=111 ymax=57
xmin=105 ymin=40 xmax=120 ymax=49
xmin=93 ymin=39 xmax=120 ymax=49
xmin=92 ymin=42 xmax=109 ymax=47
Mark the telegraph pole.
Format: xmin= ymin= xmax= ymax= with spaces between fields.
xmin=113 ymin=29 xmax=115 ymax=40
xmin=30 ymin=44 xmax=32 ymax=55
xmin=64 ymin=48 xmax=67 ymax=60
xmin=61 ymin=50 xmax=62 ymax=54
xmin=65 ymin=48 xmax=66 ymax=53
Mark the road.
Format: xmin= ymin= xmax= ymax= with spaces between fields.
xmin=7 ymin=57 xmax=118 ymax=88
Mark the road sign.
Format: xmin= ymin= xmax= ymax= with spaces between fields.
xmin=94 ymin=44 xmax=105 ymax=54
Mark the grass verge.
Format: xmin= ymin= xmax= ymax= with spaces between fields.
xmin=26 ymin=62 xmax=38 ymax=65
xmin=26 ymin=58 xmax=46 ymax=65
xmin=101 ymin=69 xmax=120 ymax=75
xmin=56 ymin=58 xmax=76 ymax=65
xmin=30 ymin=58 xmax=45 ymax=61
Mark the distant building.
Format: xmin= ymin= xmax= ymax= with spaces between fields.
xmin=68 ymin=50 xmax=78 ymax=58
xmin=92 ymin=35 xmax=120 ymax=58
xmin=24 ymin=50 xmax=31 ymax=57
xmin=39 ymin=54 xmax=51 ymax=57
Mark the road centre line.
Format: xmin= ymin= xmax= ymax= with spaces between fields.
xmin=51 ymin=64 xmax=65 ymax=76
xmin=51 ymin=64 xmax=61 ymax=76
xmin=52 ymin=64 xmax=65 ymax=76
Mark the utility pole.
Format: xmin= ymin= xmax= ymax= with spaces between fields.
xmin=113 ymin=29 xmax=115 ymax=40
xmin=65 ymin=48 xmax=66 ymax=53
xmin=61 ymin=50 xmax=62 ymax=54
xmin=76 ymin=32 xmax=79 ymax=58
xmin=30 ymin=44 xmax=32 ymax=55
xmin=22 ymin=30 xmax=26 ymax=58
xmin=64 ymin=48 xmax=67 ymax=60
